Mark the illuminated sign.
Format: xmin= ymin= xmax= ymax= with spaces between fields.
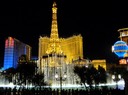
xmin=119 ymin=59 xmax=127 ymax=64
xmin=113 ymin=41 xmax=128 ymax=58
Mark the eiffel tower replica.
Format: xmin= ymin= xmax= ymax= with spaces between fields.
xmin=38 ymin=1 xmax=83 ymax=86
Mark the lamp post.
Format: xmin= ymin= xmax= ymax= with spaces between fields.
xmin=55 ymin=72 xmax=67 ymax=94
xmin=112 ymin=74 xmax=121 ymax=89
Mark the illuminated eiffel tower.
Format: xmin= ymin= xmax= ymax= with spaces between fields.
xmin=39 ymin=1 xmax=67 ymax=86
xmin=46 ymin=2 xmax=63 ymax=55
xmin=38 ymin=1 xmax=83 ymax=86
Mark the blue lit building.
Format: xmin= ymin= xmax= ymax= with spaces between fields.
xmin=3 ymin=37 xmax=31 ymax=70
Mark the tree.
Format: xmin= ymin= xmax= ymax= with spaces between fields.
xmin=98 ymin=65 xmax=107 ymax=84
xmin=3 ymin=67 xmax=16 ymax=83
xmin=86 ymin=66 xmax=99 ymax=88
xmin=32 ymin=73 xmax=47 ymax=87
xmin=74 ymin=65 xmax=100 ymax=89
xmin=74 ymin=66 xmax=87 ymax=88
xmin=16 ymin=54 xmax=37 ymax=86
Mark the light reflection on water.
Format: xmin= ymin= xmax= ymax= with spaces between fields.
xmin=0 ymin=79 xmax=125 ymax=90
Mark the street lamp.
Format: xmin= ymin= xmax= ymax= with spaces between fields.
xmin=55 ymin=72 xmax=67 ymax=93
xmin=112 ymin=74 xmax=121 ymax=89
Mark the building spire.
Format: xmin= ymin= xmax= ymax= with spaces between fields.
xmin=50 ymin=1 xmax=59 ymax=39
xmin=46 ymin=1 xmax=63 ymax=54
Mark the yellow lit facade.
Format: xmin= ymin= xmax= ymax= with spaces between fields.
xmin=118 ymin=28 xmax=128 ymax=57
xmin=60 ymin=35 xmax=83 ymax=63
xmin=118 ymin=28 xmax=128 ymax=43
xmin=91 ymin=59 xmax=106 ymax=70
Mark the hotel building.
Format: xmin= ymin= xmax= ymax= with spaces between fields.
xmin=3 ymin=37 xmax=31 ymax=70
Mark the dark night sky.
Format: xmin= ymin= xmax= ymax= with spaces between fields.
xmin=0 ymin=0 xmax=128 ymax=66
